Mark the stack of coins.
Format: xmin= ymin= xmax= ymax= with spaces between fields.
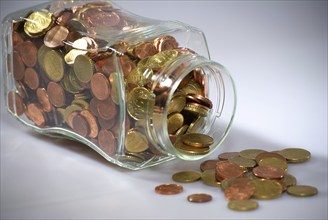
xmin=6 ymin=1 xmax=215 ymax=164
xmin=155 ymin=147 xmax=318 ymax=211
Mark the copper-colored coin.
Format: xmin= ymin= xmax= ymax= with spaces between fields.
xmin=218 ymin=152 xmax=240 ymax=161
xmin=255 ymin=152 xmax=287 ymax=163
xmin=98 ymin=117 xmax=116 ymax=130
xmin=72 ymin=114 xmax=90 ymax=137
xmin=97 ymin=98 xmax=117 ymax=120
xmin=215 ymin=161 xmax=244 ymax=181
xmin=187 ymin=193 xmax=212 ymax=203
xmin=17 ymin=41 xmax=37 ymax=67
xmin=134 ymin=42 xmax=157 ymax=59
xmin=23 ymin=68 xmax=39 ymax=90
xmin=224 ymin=183 xmax=255 ymax=201
xmin=82 ymin=8 xmax=120 ymax=27
xmin=47 ymin=82 xmax=66 ymax=107
xmin=154 ymin=35 xmax=179 ymax=52
xmin=44 ymin=25 xmax=69 ymax=48
xmin=15 ymin=81 xmax=29 ymax=99
xmin=155 ymin=183 xmax=183 ymax=195
xmin=7 ymin=91 xmax=25 ymax=116
xmin=98 ymin=129 xmax=116 ymax=156
xmin=13 ymin=51 xmax=25 ymax=80
xmin=253 ymin=165 xmax=285 ymax=179
xmin=36 ymin=88 xmax=53 ymax=112
xmin=25 ymin=103 xmax=46 ymax=127
xmin=12 ymin=31 xmax=24 ymax=46
xmin=200 ymin=159 xmax=219 ymax=172
xmin=186 ymin=94 xmax=213 ymax=109
xmin=221 ymin=177 xmax=252 ymax=191
xmin=90 ymin=73 xmax=110 ymax=101
xmin=80 ymin=110 xmax=99 ymax=138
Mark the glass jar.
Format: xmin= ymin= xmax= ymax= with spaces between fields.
xmin=1 ymin=0 xmax=236 ymax=170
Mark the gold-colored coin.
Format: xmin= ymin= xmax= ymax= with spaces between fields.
xmin=278 ymin=148 xmax=311 ymax=163
xmin=72 ymin=99 xmax=89 ymax=109
xmin=109 ymin=73 xmax=120 ymax=105
xmin=282 ymin=173 xmax=297 ymax=187
xmin=181 ymin=133 xmax=214 ymax=148
xmin=287 ymin=185 xmax=318 ymax=197
xmin=228 ymin=200 xmax=259 ymax=211
xmin=127 ymin=66 xmax=153 ymax=86
xmin=68 ymin=69 xmax=85 ymax=91
xmin=258 ymin=157 xmax=288 ymax=171
xmin=147 ymin=50 xmax=178 ymax=69
xmin=43 ymin=49 xmax=64 ymax=82
xmin=186 ymin=116 xmax=206 ymax=133
xmin=63 ymin=104 xmax=82 ymax=124
xmin=73 ymin=55 xmax=94 ymax=83
xmin=239 ymin=149 xmax=266 ymax=160
xmin=127 ymin=87 xmax=154 ymax=120
xmin=38 ymin=44 xmax=52 ymax=69
xmin=167 ymin=94 xmax=186 ymax=115
xmin=201 ymin=169 xmax=221 ymax=187
xmin=172 ymin=171 xmax=201 ymax=183
xmin=124 ymin=129 xmax=149 ymax=153
xmin=64 ymin=38 xmax=89 ymax=64
xmin=228 ymin=156 xmax=257 ymax=171
xmin=174 ymin=138 xmax=209 ymax=155
xmin=167 ymin=113 xmax=184 ymax=134
xmin=250 ymin=179 xmax=283 ymax=200
xmin=175 ymin=124 xmax=189 ymax=137
xmin=183 ymin=103 xmax=209 ymax=117
xmin=61 ymin=72 xmax=81 ymax=94
xmin=180 ymin=79 xmax=203 ymax=96
xmin=24 ymin=11 xmax=54 ymax=37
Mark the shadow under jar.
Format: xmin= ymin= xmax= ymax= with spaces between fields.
xmin=2 ymin=0 xmax=236 ymax=170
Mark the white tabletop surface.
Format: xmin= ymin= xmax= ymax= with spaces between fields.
xmin=1 ymin=1 xmax=327 ymax=219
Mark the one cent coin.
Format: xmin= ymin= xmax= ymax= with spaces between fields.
xmin=23 ymin=67 xmax=39 ymax=90
xmin=17 ymin=41 xmax=38 ymax=67
xmin=72 ymin=114 xmax=90 ymax=137
xmin=90 ymin=72 xmax=110 ymax=101
xmin=155 ymin=184 xmax=183 ymax=195
xmin=7 ymin=91 xmax=25 ymax=116
xmin=47 ymin=82 xmax=66 ymax=107
xmin=253 ymin=165 xmax=285 ymax=179
xmin=187 ymin=193 xmax=212 ymax=203
xmin=36 ymin=88 xmax=52 ymax=112
xmin=215 ymin=161 xmax=244 ymax=181
xmin=98 ymin=129 xmax=116 ymax=156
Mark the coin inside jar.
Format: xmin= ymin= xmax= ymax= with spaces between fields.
xmin=44 ymin=25 xmax=69 ymax=48
xmin=181 ymin=133 xmax=214 ymax=148
xmin=90 ymin=73 xmax=110 ymax=101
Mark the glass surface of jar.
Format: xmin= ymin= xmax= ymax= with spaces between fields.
xmin=1 ymin=0 xmax=236 ymax=170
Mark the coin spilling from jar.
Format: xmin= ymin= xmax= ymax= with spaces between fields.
xmin=7 ymin=1 xmax=215 ymax=162
xmin=155 ymin=147 xmax=318 ymax=211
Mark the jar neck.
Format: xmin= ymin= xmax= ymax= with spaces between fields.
xmin=144 ymin=54 xmax=237 ymax=160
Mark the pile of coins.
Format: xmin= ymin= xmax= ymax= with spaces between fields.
xmin=6 ymin=1 xmax=217 ymax=165
xmin=155 ymin=147 xmax=318 ymax=211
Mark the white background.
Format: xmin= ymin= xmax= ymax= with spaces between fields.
xmin=1 ymin=1 xmax=327 ymax=219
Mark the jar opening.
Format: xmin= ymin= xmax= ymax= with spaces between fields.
xmin=147 ymin=55 xmax=236 ymax=160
